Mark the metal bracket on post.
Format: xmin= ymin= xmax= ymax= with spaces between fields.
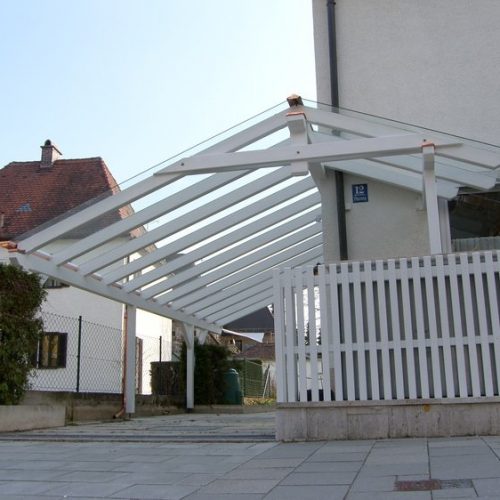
xmin=422 ymin=142 xmax=443 ymax=255
xmin=179 ymin=322 xmax=195 ymax=412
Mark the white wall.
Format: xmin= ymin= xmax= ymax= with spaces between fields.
xmin=344 ymin=176 xmax=429 ymax=260
xmin=313 ymin=0 xmax=500 ymax=143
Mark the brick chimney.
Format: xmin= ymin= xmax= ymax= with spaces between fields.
xmin=40 ymin=139 xmax=62 ymax=168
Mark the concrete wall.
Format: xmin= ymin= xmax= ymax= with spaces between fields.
xmin=277 ymin=398 xmax=500 ymax=441
xmin=0 ymin=405 xmax=65 ymax=432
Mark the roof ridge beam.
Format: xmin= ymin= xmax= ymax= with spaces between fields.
xmin=161 ymin=134 xmax=459 ymax=175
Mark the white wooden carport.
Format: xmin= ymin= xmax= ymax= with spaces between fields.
xmin=10 ymin=96 xmax=500 ymax=413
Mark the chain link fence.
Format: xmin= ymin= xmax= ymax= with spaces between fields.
xmin=238 ymin=359 xmax=276 ymax=399
xmin=30 ymin=311 xmax=168 ymax=395
xmin=30 ymin=311 xmax=123 ymax=393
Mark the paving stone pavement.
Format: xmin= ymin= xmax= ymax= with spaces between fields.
xmin=1 ymin=412 xmax=500 ymax=499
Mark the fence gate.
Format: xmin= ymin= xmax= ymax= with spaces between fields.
xmin=273 ymin=251 xmax=500 ymax=404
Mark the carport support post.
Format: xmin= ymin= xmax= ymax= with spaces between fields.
xmin=180 ymin=323 xmax=195 ymax=412
xmin=422 ymin=143 xmax=442 ymax=255
xmin=124 ymin=304 xmax=136 ymax=415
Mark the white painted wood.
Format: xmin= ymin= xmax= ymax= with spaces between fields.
xmin=194 ymin=280 xmax=272 ymax=318
xmin=81 ymin=167 xmax=293 ymax=276
xmin=339 ymin=262 xmax=355 ymax=400
xmin=387 ymin=259 xmax=405 ymax=399
xmin=410 ymin=257 xmax=430 ymax=398
xmin=17 ymin=174 xmax=180 ymax=253
xmin=485 ymin=251 xmax=500 ymax=392
xmin=471 ymin=252 xmax=494 ymax=396
xmin=181 ymin=323 xmax=195 ymax=410
xmin=306 ymin=266 xmax=320 ymax=401
xmin=14 ymin=253 xmax=220 ymax=333
xmin=294 ymin=268 xmax=308 ymax=402
xmin=422 ymin=145 xmax=442 ymax=255
xmin=141 ymin=208 xmax=321 ymax=300
xmin=351 ymin=261 xmax=368 ymax=400
xmin=363 ymin=260 xmax=380 ymax=400
xmin=423 ymin=255 xmax=443 ymax=398
xmin=375 ymin=260 xmax=392 ymax=399
xmin=118 ymin=186 xmax=319 ymax=289
xmin=459 ymin=253 xmax=481 ymax=396
xmin=399 ymin=258 xmax=418 ymax=399
xmin=284 ymin=268 xmax=297 ymax=402
xmin=207 ymin=290 xmax=272 ymax=323
xmin=55 ymin=170 xmax=248 ymax=268
xmin=317 ymin=264 xmax=333 ymax=401
xmin=183 ymin=246 xmax=323 ymax=315
xmin=447 ymin=254 xmax=469 ymax=398
xmin=124 ymin=304 xmax=136 ymax=414
xmin=162 ymin=134 xmax=451 ymax=175
xmin=167 ymin=234 xmax=323 ymax=309
xmin=327 ymin=264 xmax=343 ymax=400
xmin=273 ymin=268 xmax=286 ymax=403
xmin=435 ymin=255 xmax=456 ymax=398
xmin=322 ymin=158 xmax=459 ymax=200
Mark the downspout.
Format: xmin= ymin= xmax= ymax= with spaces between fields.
xmin=327 ymin=0 xmax=348 ymax=260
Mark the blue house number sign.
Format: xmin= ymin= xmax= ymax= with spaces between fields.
xmin=352 ymin=183 xmax=368 ymax=203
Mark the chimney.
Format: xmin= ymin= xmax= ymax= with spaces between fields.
xmin=40 ymin=139 xmax=62 ymax=168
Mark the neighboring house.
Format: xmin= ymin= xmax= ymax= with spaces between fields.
xmin=223 ymin=308 xmax=275 ymax=352
xmin=0 ymin=141 xmax=171 ymax=394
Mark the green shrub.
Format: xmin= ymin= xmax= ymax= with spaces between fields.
xmin=0 ymin=264 xmax=46 ymax=404
xmin=179 ymin=340 xmax=231 ymax=405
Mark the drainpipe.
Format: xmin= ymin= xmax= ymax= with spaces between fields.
xmin=327 ymin=0 xmax=348 ymax=260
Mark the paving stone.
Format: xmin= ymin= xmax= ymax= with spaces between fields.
xmin=185 ymin=494 xmax=264 ymax=500
xmin=351 ymin=475 xmax=396 ymax=492
xmin=295 ymin=460 xmax=363 ymax=472
xmin=473 ymin=478 xmax=500 ymax=497
xmin=44 ymin=480 xmax=133 ymax=497
xmin=199 ymin=478 xmax=280 ymax=494
xmin=432 ymin=488 xmax=478 ymax=498
xmin=431 ymin=455 xmax=500 ymax=480
xmin=223 ymin=466 xmax=293 ymax=479
xmin=280 ymin=470 xmax=357 ymax=485
xmin=346 ymin=492 xmax=431 ymax=499
xmin=110 ymin=483 xmax=200 ymax=499
xmin=264 ymin=485 xmax=349 ymax=500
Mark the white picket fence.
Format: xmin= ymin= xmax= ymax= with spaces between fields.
xmin=273 ymin=251 xmax=500 ymax=403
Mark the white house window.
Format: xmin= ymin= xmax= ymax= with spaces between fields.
xmin=35 ymin=332 xmax=67 ymax=369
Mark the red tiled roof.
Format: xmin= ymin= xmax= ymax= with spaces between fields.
xmin=0 ymin=157 xmax=126 ymax=241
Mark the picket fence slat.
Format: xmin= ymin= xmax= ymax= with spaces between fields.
xmin=274 ymin=251 xmax=500 ymax=403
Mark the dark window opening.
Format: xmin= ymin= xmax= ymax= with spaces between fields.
xmin=35 ymin=332 xmax=67 ymax=369
xmin=43 ymin=278 xmax=69 ymax=289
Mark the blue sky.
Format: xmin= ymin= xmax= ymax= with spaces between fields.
xmin=1 ymin=0 xmax=316 ymax=185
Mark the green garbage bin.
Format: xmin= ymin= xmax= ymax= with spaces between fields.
xmin=223 ymin=368 xmax=243 ymax=404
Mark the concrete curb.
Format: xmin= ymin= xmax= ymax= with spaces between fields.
xmin=0 ymin=404 xmax=65 ymax=432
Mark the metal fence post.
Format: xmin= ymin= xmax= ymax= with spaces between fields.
xmin=76 ymin=315 xmax=82 ymax=393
